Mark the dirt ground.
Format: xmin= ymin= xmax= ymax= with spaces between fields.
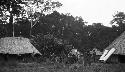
xmin=0 ymin=62 xmax=125 ymax=72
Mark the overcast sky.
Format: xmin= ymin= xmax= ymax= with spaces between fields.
xmin=57 ymin=0 xmax=125 ymax=27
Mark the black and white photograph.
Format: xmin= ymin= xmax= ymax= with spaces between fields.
xmin=0 ymin=0 xmax=125 ymax=72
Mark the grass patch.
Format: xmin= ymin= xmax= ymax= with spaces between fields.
xmin=0 ymin=62 xmax=125 ymax=72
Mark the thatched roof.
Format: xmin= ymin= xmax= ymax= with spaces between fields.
xmin=105 ymin=31 xmax=125 ymax=55
xmin=99 ymin=31 xmax=125 ymax=61
xmin=0 ymin=37 xmax=41 ymax=54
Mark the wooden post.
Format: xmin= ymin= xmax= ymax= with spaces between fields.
xmin=30 ymin=17 xmax=33 ymax=36
xmin=13 ymin=22 xmax=14 ymax=37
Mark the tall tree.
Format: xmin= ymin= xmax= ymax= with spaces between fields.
xmin=0 ymin=0 xmax=62 ymax=37
xmin=111 ymin=12 xmax=125 ymax=34
xmin=111 ymin=12 xmax=125 ymax=25
xmin=0 ymin=0 xmax=24 ymax=36
xmin=23 ymin=0 xmax=62 ymax=36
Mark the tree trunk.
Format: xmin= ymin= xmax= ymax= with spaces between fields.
xmin=8 ymin=12 xmax=13 ymax=37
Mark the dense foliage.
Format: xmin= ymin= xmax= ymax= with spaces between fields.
xmin=29 ymin=11 xmax=125 ymax=64
xmin=0 ymin=0 xmax=125 ymax=64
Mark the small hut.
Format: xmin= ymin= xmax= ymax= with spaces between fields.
xmin=0 ymin=37 xmax=41 ymax=62
xmin=99 ymin=31 xmax=125 ymax=63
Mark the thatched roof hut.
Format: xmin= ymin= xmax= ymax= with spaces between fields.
xmin=99 ymin=31 xmax=125 ymax=61
xmin=0 ymin=37 xmax=41 ymax=54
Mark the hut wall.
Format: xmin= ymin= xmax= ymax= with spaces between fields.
xmin=106 ymin=54 xmax=119 ymax=63
xmin=106 ymin=54 xmax=125 ymax=63
xmin=118 ymin=54 xmax=125 ymax=63
xmin=0 ymin=53 xmax=36 ymax=63
xmin=0 ymin=54 xmax=6 ymax=61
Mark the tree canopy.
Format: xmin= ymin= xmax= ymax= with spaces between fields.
xmin=0 ymin=0 xmax=62 ymax=37
xmin=0 ymin=1 xmax=125 ymax=64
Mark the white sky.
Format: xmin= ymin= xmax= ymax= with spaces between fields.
xmin=57 ymin=0 xmax=125 ymax=27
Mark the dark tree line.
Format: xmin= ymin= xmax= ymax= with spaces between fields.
xmin=29 ymin=11 xmax=125 ymax=64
